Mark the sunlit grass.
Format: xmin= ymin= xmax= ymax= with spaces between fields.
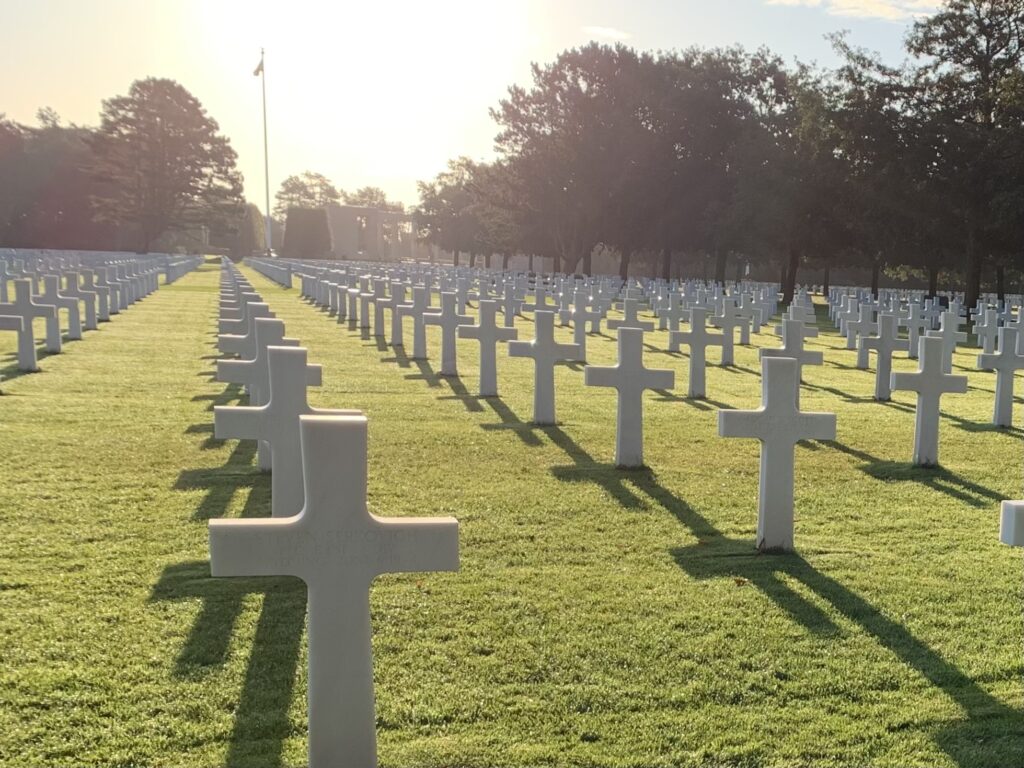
xmin=0 ymin=259 xmax=1021 ymax=767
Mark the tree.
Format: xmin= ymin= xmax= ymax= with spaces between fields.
xmin=90 ymin=78 xmax=244 ymax=251
xmin=344 ymin=185 xmax=403 ymax=212
xmin=273 ymin=171 xmax=341 ymax=219
xmin=906 ymin=0 xmax=1024 ymax=308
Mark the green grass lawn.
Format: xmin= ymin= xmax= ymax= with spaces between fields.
xmin=1 ymin=259 xmax=1021 ymax=767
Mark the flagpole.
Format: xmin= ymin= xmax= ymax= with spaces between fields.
xmin=259 ymin=48 xmax=272 ymax=256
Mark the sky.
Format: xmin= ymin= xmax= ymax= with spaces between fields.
xmin=2 ymin=0 xmax=938 ymax=212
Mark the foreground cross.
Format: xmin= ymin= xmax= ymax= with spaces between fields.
xmin=891 ymin=335 xmax=968 ymax=466
xmin=584 ymin=327 xmax=674 ymax=467
xmin=210 ymin=414 xmax=459 ymax=768
xmin=977 ymin=327 xmax=1024 ymax=427
xmin=718 ymin=357 xmax=836 ymax=551
xmin=215 ymin=347 xmax=354 ymax=517
xmin=508 ymin=310 xmax=581 ymax=424
xmin=458 ymin=299 xmax=517 ymax=396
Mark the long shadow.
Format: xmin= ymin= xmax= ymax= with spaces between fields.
xmin=148 ymin=561 xmax=306 ymax=768
xmin=940 ymin=409 xmax=1024 ymax=436
xmin=804 ymin=382 xmax=915 ymax=413
xmin=479 ymin=396 xmax=544 ymax=447
xmin=436 ymin=374 xmax=485 ymax=414
xmin=672 ymin=536 xmax=1023 ymax=767
xmin=185 ymin=422 xmax=226 ymax=450
xmin=652 ymin=389 xmax=731 ymax=411
xmin=174 ymin=440 xmax=263 ymax=520
xmin=0 ymin=345 xmax=59 ymax=383
xmin=191 ymin=382 xmax=245 ymax=411
xmin=405 ymin=359 xmax=442 ymax=389
xmin=543 ymin=424 xmax=646 ymax=508
xmin=826 ymin=440 xmax=1003 ymax=507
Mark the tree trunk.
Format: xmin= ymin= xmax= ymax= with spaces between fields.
xmin=502 ymin=252 xmax=510 ymax=270
xmin=996 ymin=263 xmax=1005 ymax=303
xmin=927 ymin=263 xmax=938 ymax=298
xmin=783 ymin=247 xmax=799 ymax=305
xmin=965 ymin=227 xmax=982 ymax=310
xmin=780 ymin=260 xmax=788 ymax=291
xmin=619 ymin=250 xmax=631 ymax=281
xmin=552 ymin=251 xmax=561 ymax=275
xmin=660 ymin=248 xmax=671 ymax=281
xmin=528 ymin=253 xmax=534 ymax=272
xmin=453 ymin=250 xmax=460 ymax=267
xmin=714 ymin=249 xmax=728 ymax=285
xmin=822 ymin=265 xmax=830 ymax=297
xmin=870 ymin=260 xmax=880 ymax=299
xmin=582 ymin=248 xmax=592 ymax=276
xmin=735 ymin=260 xmax=743 ymax=284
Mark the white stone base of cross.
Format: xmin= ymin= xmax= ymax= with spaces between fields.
xmin=1000 ymin=501 xmax=1024 ymax=547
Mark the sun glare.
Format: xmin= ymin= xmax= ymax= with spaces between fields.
xmin=198 ymin=0 xmax=534 ymax=203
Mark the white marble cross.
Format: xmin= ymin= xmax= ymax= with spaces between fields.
xmin=40 ymin=274 xmax=82 ymax=343
xmin=215 ymin=347 xmax=353 ymax=517
xmin=62 ymin=272 xmax=98 ymax=331
xmin=891 ymin=335 xmax=968 ymax=466
xmin=80 ymin=270 xmax=110 ymax=322
xmin=977 ymin=327 xmax=1024 ymax=427
xmin=423 ymin=292 xmax=472 ymax=376
xmin=900 ymin=304 xmax=930 ymax=359
xmin=218 ymin=303 xmax=274 ymax=358
xmin=668 ymin=307 xmax=723 ymax=398
xmin=458 ymin=300 xmax=518 ymax=396
xmin=561 ymin=290 xmax=602 ymax=362
xmin=0 ymin=279 xmax=57 ymax=371
xmin=862 ymin=313 xmax=909 ymax=401
xmin=658 ymin=293 xmax=688 ymax=332
xmin=210 ymin=413 xmax=459 ymax=768
xmin=975 ymin=308 xmax=999 ymax=356
xmin=718 ymin=357 xmax=836 ymax=551
xmin=710 ymin=298 xmax=749 ymax=366
xmin=926 ymin=310 xmax=967 ymax=374
xmin=607 ymin=298 xmax=655 ymax=333
xmin=381 ymin=282 xmax=409 ymax=348
xmin=396 ymin=286 xmax=431 ymax=360
xmin=508 ymin=310 xmax=581 ymax=424
xmin=760 ymin=317 xmax=823 ymax=399
xmin=371 ymin=279 xmax=389 ymax=338
xmin=584 ymin=327 xmax=674 ymax=467
xmin=500 ymin=284 xmax=521 ymax=328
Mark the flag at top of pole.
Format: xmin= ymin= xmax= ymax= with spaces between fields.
xmin=253 ymin=51 xmax=264 ymax=77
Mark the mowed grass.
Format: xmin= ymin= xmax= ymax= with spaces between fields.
xmin=0 ymin=258 xmax=1021 ymax=768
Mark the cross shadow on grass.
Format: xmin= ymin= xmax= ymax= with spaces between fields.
xmin=191 ymin=382 xmax=245 ymax=411
xmin=0 ymin=345 xmax=58 ymax=383
xmin=652 ymin=389 xmax=732 ymax=411
xmin=940 ymin=409 xmax=1024 ymax=436
xmin=672 ymin=535 xmax=1024 ymax=768
xmin=435 ymin=373 xmax=485 ymax=414
xmin=479 ymin=396 xmax=544 ymax=447
xmin=381 ymin=344 xmax=412 ymax=369
xmin=174 ymin=440 xmax=265 ymax=520
xmin=404 ymin=360 xmax=443 ymax=389
xmin=149 ymin=561 xmax=306 ymax=768
xmin=825 ymin=440 xmax=1002 ymax=508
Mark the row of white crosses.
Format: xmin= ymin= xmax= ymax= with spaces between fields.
xmin=0 ymin=255 xmax=170 ymax=372
xmin=208 ymin=260 xmax=460 ymax=768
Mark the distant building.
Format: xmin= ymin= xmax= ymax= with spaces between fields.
xmin=324 ymin=203 xmax=418 ymax=262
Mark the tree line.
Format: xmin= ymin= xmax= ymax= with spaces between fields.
xmin=1 ymin=78 xmax=248 ymax=255
xmin=413 ymin=0 xmax=1024 ymax=307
